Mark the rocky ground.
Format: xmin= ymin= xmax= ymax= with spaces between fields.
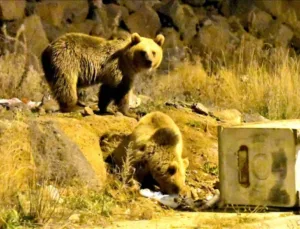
xmin=1 ymin=0 xmax=300 ymax=227
xmin=2 ymin=0 xmax=300 ymax=102
xmin=1 ymin=95 xmax=288 ymax=228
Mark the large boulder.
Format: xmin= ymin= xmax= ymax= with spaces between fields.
xmin=160 ymin=28 xmax=186 ymax=70
xmin=62 ymin=0 xmax=89 ymax=24
xmin=254 ymin=0 xmax=300 ymax=49
xmin=23 ymin=15 xmax=49 ymax=58
xmin=222 ymin=0 xmax=255 ymax=27
xmin=35 ymin=1 xmax=65 ymax=28
xmin=36 ymin=0 xmax=89 ymax=27
xmin=248 ymin=8 xmax=273 ymax=37
xmin=255 ymin=0 xmax=300 ymax=22
xmin=159 ymin=0 xmax=198 ymax=44
xmin=0 ymin=114 xmax=138 ymax=192
xmin=105 ymin=3 xmax=129 ymax=24
xmin=191 ymin=18 xmax=236 ymax=60
xmin=262 ymin=20 xmax=294 ymax=47
xmin=125 ymin=6 xmax=161 ymax=38
xmin=90 ymin=3 xmax=128 ymax=39
xmin=0 ymin=0 xmax=26 ymax=20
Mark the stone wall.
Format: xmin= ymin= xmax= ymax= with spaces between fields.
xmin=1 ymin=0 xmax=300 ymax=69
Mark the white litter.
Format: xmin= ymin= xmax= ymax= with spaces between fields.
xmin=0 ymin=98 xmax=41 ymax=109
xmin=45 ymin=185 xmax=64 ymax=204
xmin=0 ymin=98 xmax=22 ymax=106
xmin=140 ymin=188 xmax=221 ymax=210
xmin=139 ymin=189 xmax=180 ymax=208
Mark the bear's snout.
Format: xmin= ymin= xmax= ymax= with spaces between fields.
xmin=161 ymin=183 xmax=180 ymax=194
xmin=145 ymin=59 xmax=153 ymax=68
xmin=140 ymin=50 xmax=153 ymax=67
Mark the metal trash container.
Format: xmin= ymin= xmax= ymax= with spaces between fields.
xmin=218 ymin=120 xmax=300 ymax=208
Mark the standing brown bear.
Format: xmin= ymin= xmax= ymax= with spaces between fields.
xmin=41 ymin=32 xmax=164 ymax=118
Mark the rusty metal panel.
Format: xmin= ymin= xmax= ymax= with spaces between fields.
xmin=218 ymin=125 xmax=299 ymax=208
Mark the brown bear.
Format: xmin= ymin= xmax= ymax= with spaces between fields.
xmin=109 ymin=111 xmax=189 ymax=195
xmin=41 ymin=32 xmax=164 ymax=118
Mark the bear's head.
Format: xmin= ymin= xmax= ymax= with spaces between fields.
xmin=139 ymin=127 xmax=189 ymax=195
xmin=125 ymin=33 xmax=165 ymax=72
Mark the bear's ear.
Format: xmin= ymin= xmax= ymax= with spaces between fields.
xmin=183 ymin=158 xmax=189 ymax=169
xmin=152 ymin=128 xmax=179 ymax=146
xmin=155 ymin=34 xmax=165 ymax=47
xmin=131 ymin=33 xmax=141 ymax=45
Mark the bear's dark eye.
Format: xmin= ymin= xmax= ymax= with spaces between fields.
xmin=167 ymin=165 xmax=177 ymax=175
xmin=140 ymin=50 xmax=147 ymax=58
xmin=139 ymin=144 xmax=146 ymax=151
xmin=152 ymin=51 xmax=156 ymax=57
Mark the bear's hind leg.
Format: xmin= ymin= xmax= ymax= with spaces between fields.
xmin=53 ymin=76 xmax=78 ymax=112
xmin=98 ymin=84 xmax=115 ymax=115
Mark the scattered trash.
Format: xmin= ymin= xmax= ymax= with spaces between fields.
xmin=199 ymin=189 xmax=220 ymax=210
xmin=45 ymin=185 xmax=64 ymax=204
xmin=139 ymin=188 xmax=220 ymax=211
xmin=0 ymin=97 xmax=41 ymax=109
xmin=140 ymin=188 xmax=180 ymax=208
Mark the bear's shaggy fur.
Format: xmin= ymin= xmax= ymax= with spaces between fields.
xmin=109 ymin=111 xmax=189 ymax=195
xmin=41 ymin=32 xmax=164 ymax=117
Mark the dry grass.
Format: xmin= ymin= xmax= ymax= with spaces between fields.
xmin=0 ymin=121 xmax=35 ymax=207
xmin=0 ymin=125 xmax=161 ymax=228
xmin=0 ymin=15 xmax=299 ymax=228
xmin=137 ymin=43 xmax=300 ymax=120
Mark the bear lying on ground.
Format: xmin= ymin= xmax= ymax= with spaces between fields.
xmin=41 ymin=32 xmax=164 ymax=118
xmin=108 ymin=111 xmax=189 ymax=195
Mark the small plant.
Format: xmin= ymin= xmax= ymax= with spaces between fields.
xmin=65 ymin=189 xmax=115 ymax=218
xmin=1 ymin=209 xmax=21 ymax=229
xmin=203 ymin=162 xmax=218 ymax=176
xmin=186 ymin=120 xmax=203 ymax=129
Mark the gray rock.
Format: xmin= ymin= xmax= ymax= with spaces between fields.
xmin=82 ymin=106 xmax=95 ymax=116
xmin=192 ymin=103 xmax=210 ymax=116
xmin=0 ymin=0 xmax=26 ymax=20
xmin=23 ymin=15 xmax=49 ymax=58
xmin=29 ymin=120 xmax=100 ymax=187
xmin=125 ymin=6 xmax=161 ymax=38
xmin=63 ymin=0 xmax=89 ymax=24
xmin=159 ymin=0 xmax=198 ymax=44
xmin=160 ymin=28 xmax=186 ymax=71
xmin=249 ymin=8 xmax=273 ymax=37
xmin=191 ymin=19 xmax=235 ymax=60
xmin=262 ymin=20 xmax=294 ymax=47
